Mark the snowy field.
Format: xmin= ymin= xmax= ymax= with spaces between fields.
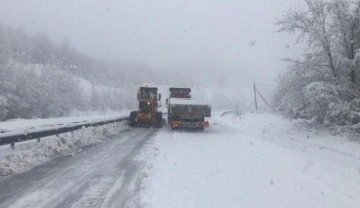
xmin=138 ymin=110 xmax=360 ymax=208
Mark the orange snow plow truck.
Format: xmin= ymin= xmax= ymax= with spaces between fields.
xmin=166 ymin=88 xmax=211 ymax=130
xmin=128 ymin=86 xmax=163 ymax=128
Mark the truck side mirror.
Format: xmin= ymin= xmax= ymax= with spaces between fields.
xmin=158 ymin=93 xmax=162 ymax=101
xmin=166 ymin=98 xmax=169 ymax=105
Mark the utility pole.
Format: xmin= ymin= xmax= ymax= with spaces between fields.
xmin=253 ymin=82 xmax=258 ymax=111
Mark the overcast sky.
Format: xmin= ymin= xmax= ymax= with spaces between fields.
xmin=0 ymin=0 xmax=303 ymax=88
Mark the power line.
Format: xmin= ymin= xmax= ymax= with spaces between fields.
xmin=254 ymin=76 xmax=280 ymax=84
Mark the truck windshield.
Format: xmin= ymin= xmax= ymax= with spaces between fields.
xmin=139 ymin=101 xmax=152 ymax=113
xmin=139 ymin=89 xmax=157 ymax=100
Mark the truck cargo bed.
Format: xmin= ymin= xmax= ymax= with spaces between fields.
xmin=168 ymin=104 xmax=211 ymax=119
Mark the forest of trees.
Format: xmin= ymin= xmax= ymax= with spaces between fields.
xmin=275 ymin=0 xmax=360 ymax=131
xmin=0 ymin=23 xmax=146 ymax=120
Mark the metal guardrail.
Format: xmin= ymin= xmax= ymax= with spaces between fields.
xmin=0 ymin=117 xmax=128 ymax=149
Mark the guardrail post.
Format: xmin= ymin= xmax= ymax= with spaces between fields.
xmin=10 ymin=143 xmax=15 ymax=150
xmin=37 ymin=138 xmax=40 ymax=143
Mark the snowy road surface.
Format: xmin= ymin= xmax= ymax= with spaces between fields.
xmin=140 ymin=112 xmax=360 ymax=208
xmin=0 ymin=128 xmax=158 ymax=208
xmin=1 ymin=111 xmax=360 ymax=207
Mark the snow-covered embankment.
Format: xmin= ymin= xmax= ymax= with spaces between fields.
xmin=0 ymin=120 xmax=128 ymax=177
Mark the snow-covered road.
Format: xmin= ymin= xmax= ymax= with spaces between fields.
xmin=1 ymin=111 xmax=360 ymax=208
xmin=0 ymin=128 xmax=158 ymax=208
xmin=140 ymin=111 xmax=360 ymax=208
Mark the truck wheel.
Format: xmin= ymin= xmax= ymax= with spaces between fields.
xmin=155 ymin=112 xmax=163 ymax=128
xmin=129 ymin=111 xmax=137 ymax=127
xmin=170 ymin=123 xmax=175 ymax=130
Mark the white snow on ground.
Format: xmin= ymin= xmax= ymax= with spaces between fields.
xmin=0 ymin=114 xmax=128 ymax=159
xmin=0 ymin=121 xmax=129 ymax=177
xmin=0 ymin=114 xmax=127 ymax=134
xmin=138 ymin=110 xmax=360 ymax=208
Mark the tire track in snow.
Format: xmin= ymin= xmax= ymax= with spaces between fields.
xmin=0 ymin=128 xmax=158 ymax=208
xmin=69 ymin=128 xmax=158 ymax=208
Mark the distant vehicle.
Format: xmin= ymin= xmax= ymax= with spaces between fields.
xmin=166 ymin=88 xmax=211 ymax=130
xmin=128 ymin=86 xmax=163 ymax=128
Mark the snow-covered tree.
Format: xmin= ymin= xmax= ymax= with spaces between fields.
xmin=276 ymin=0 xmax=360 ymax=126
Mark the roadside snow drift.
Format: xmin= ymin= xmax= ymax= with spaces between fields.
xmin=0 ymin=122 xmax=128 ymax=177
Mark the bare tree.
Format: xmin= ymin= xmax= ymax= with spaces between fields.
xmin=277 ymin=0 xmax=339 ymax=78
xmin=277 ymin=0 xmax=360 ymax=82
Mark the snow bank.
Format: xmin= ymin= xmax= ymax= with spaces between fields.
xmin=0 ymin=114 xmax=127 ymax=134
xmin=0 ymin=122 xmax=128 ymax=177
